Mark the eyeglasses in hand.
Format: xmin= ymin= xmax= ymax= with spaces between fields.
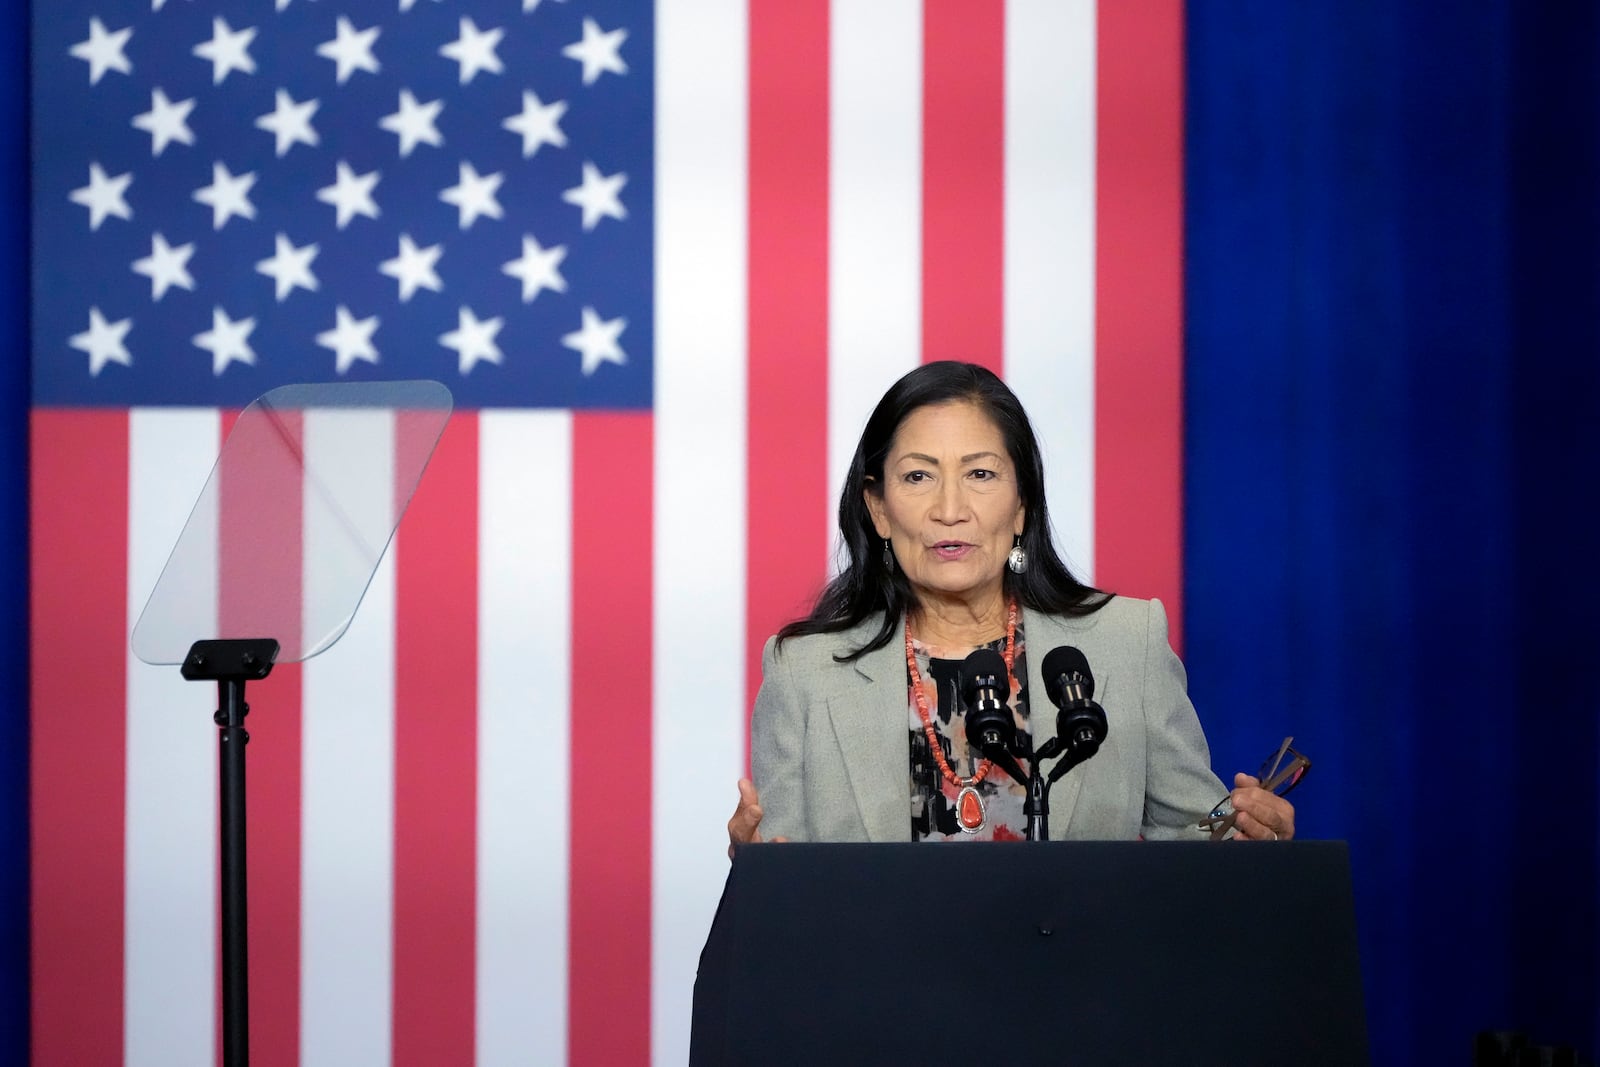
xmin=1198 ymin=736 xmax=1310 ymax=841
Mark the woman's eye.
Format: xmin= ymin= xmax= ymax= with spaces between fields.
xmin=969 ymin=469 xmax=995 ymax=481
xmin=904 ymin=470 xmax=929 ymax=484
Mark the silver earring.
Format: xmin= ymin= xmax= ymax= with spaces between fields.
xmin=1007 ymin=537 xmax=1027 ymax=574
xmin=882 ymin=538 xmax=894 ymax=570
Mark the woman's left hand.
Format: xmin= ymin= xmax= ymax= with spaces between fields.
xmin=1225 ymin=773 xmax=1296 ymax=841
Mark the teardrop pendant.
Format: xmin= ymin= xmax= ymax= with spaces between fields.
xmin=956 ymin=785 xmax=986 ymax=834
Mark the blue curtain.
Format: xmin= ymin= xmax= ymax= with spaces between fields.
xmin=1185 ymin=4 xmax=1599 ymax=1063
xmin=0 ymin=0 xmax=28 ymax=1055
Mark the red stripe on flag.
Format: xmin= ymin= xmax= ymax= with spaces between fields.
xmin=1095 ymin=0 xmax=1186 ymax=648
xmin=393 ymin=413 xmax=479 ymax=1065
xmin=747 ymin=0 xmax=831 ymax=729
xmin=30 ymin=409 xmax=128 ymax=1066
xmin=922 ymin=0 xmax=1006 ymax=371
xmin=569 ymin=412 xmax=653 ymax=1065
xmin=218 ymin=408 xmax=304 ymax=1067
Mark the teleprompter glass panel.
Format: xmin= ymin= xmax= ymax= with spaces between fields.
xmin=132 ymin=380 xmax=452 ymax=665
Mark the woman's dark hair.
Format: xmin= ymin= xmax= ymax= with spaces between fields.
xmin=778 ymin=360 xmax=1110 ymax=659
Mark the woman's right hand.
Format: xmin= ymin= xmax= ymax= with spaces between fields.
xmin=727 ymin=778 xmax=786 ymax=859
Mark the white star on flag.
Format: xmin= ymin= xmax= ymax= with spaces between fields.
xmin=317 ymin=306 xmax=381 ymax=374
xmin=316 ymin=161 xmax=381 ymax=229
xmin=131 ymin=89 xmax=196 ymax=156
xmin=379 ymin=234 xmax=445 ymax=302
xmin=193 ymin=18 xmax=257 ymax=86
xmin=523 ymin=0 xmax=568 ymax=11
xmin=255 ymin=90 xmax=320 ymax=157
xmin=562 ymin=305 xmax=626 ymax=376
xmin=502 ymin=234 xmax=567 ymax=302
xmin=562 ymin=18 xmax=628 ymax=86
xmin=255 ymin=233 xmax=320 ymax=302
xmin=562 ymin=161 xmax=626 ymax=231
xmin=439 ymin=306 xmax=503 ymax=374
xmin=70 ymin=163 xmax=133 ymax=231
xmin=380 ymin=90 xmax=444 ymax=157
xmin=317 ymin=17 xmax=381 ymax=85
xmin=503 ymin=91 xmax=568 ymax=159
xmin=192 ymin=162 xmax=257 ymax=230
xmin=192 ymin=306 xmax=256 ymax=375
xmin=131 ymin=233 xmax=196 ymax=300
xmin=70 ymin=18 xmax=133 ymax=85
xmin=70 ymin=307 xmax=133 ymax=376
xmin=440 ymin=162 xmax=504 ymax=229
xmin=439 ymin=18 xmax=504 ymax=85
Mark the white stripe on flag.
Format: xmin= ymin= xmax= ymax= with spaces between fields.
xmin=124 ymin=409 xmax=219 ymax=1067
xmin=653 ymin=0 xmax=749 ymax=1062
xmin=1005 ymin=0 xmax=1098 ymax=581
xmin=476 ymin=411 xmax=573 ymax=1066
xmin=828 ymin=0 xmax=924 ymax=565
xmin=300 ymin=410 xmax=396 ymax=1066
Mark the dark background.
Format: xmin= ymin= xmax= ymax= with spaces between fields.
xmin=3 ymin=3 xmax=1597 ymax=1063
xmin=2 ymin=0 xmax=28 ymax=1059
xmin=1186 ymin=4 xmax=1599 ymax=1063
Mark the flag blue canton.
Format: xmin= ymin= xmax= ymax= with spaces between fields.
xmin=33 ymin=0 xmax=654 ymax=410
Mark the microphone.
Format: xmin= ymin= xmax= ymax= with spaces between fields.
xmin=959 ymin=648 xmax=1028 ymax=789
xmin=1040 ymin=646 xmax=1108 ymax=777
xmin=959 ymin=647 xmax=1014 ymax=755
xmin=1043 ymin=645 xmax=1094 ymax=708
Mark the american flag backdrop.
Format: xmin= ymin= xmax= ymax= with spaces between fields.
xmin=29 ymin=1 xmax=1184 ymax=1064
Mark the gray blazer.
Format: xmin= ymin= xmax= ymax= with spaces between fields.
xmin=750 ymin=596 xmax=1224 ymax=842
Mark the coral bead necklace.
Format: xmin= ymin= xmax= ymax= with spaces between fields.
xmin=905 ymin=597 xmax=1018 ymax=835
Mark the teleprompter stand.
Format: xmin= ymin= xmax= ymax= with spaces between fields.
xmin=181 ymin=638 xmax=278 ymax=1067
xmin=132 ymin=382 xmax=452 ymax=1066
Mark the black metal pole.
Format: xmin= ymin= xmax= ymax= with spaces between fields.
xmin=1025 ymin=771 xmax=1049 ymax=841
xmin=217 ymin=677 xmax=250 ymax=1067
xmin=182 ymin=639 xmax=275 ymax=1067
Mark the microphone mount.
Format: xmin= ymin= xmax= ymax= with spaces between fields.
xmin=959 ymin=645 xmax=1109 ymax=841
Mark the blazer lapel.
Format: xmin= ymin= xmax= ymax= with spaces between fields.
xmin=826 ymin=625 xmax=910 ymax=843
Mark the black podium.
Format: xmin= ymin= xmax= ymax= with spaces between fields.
xmin=691 ymin=841 xmax=1368 ymax=1066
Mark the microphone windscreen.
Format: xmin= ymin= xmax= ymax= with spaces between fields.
xmin=1042 ymin=645 xmax=1094 ymax=706
xmin=960 ymin=647 xmax=1008 ymax=703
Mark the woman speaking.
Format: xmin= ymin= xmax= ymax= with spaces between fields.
xmin=728 ymin=361 xmax=1295 ymax=846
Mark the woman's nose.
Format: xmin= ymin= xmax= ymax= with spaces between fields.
xmin=930 ymin=479 xmax=965 ymax=521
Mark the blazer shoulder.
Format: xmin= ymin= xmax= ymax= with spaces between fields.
xmin=1035 ymin=593 xmax=1155 ymax=636
xmin=765 ymin=619 xmax=883 ymax=665
xmin=1093 ymin=593 xmax=1164 ymax=631
xmin=1029 ymin=595 xmax=1178 ymax=665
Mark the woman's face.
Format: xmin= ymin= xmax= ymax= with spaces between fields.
xmin=865 ymin=400 xmax=1026 ymax=613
